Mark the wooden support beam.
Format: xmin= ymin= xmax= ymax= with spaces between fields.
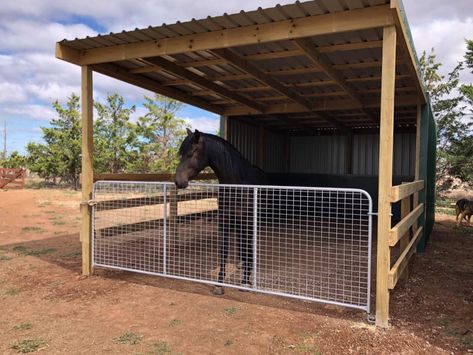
xmin=56 ymin=5 xmax=394 ymax=65
xmin=242 ymin=40 xmax=384 ymax=62
xmin=80 ymin=66 xmax=94 ymax=276
xmin=376 ymin=25 xmax=397 ymax=328
xmin=181 ymin=58 xmax=226 ymax=67
xmin=390 ymin=180 xmax=424 ymax=202
xmin=93 ymin=172 xmax=216 ymax=182
xmin=92 ymin=63 xmax=223 ymax=115
xmin=212 ymin=48 xmax=315 ymax=110
xmin=224 ymin=94 xmax=417 ymax=116
xmin=294 ymin=38 xmax=378 ymax=124
xmin=294 ymin=38 xmax=364 ymax=103
xmin=389 ymin=203 xmax=424 ymax=247
xmin=144 ymin=56 xmax=265 ymax=112
xmin=388 ymin=226 xmax=423 ymax=289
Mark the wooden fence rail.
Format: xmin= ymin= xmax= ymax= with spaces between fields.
xmin=387 ymin=179 xmax=425 ymax=290
xmin=0 ymin=168 xmax=26 ymax=189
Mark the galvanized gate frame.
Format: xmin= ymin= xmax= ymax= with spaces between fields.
xmin=92 ymin=181 xmax=373 ymax=313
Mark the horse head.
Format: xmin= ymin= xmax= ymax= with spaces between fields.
xmin=175 ymin=129 xmax=208 ymax=189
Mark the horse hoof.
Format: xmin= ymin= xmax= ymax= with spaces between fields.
xmin=212 ymin=286 xmax=224 ymax=296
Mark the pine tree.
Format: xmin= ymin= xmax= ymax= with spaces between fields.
xmin=419 ymin=47 xmax=473 ymax=192
xmin=133 ymin=94 xmax=189 ymax=172
xmin=93 ymin=93 xmax=137 ymax=173
xmin=26 ymin=94 xmax=82 ymax=188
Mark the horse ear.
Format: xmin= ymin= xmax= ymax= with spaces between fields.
xmin=193 ymin=129 xmax=201 ymax=142
xmin=186 ymin=128 xmax=193 ymax=136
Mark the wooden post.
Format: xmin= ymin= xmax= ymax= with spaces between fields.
xmin=413 ymin=104 xmax=422 ymax=231
xmin=399 ymin=182 xmax=411 ymax=282
xmin=221 ymin=115 xmax=229 ymax=140
xmin=81 ymin=66 xmax=94 ymax=276
xmin=376 ymin=25 xmax=397 ymax=328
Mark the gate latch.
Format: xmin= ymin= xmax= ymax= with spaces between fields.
xmin=80 ymin=200 xmax=97 ymax=207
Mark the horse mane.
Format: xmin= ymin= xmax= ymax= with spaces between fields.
xmin=181 ymin=132 xmax=266 ymax=184
xmin=205 ymin=133 xmax=265 ymax=172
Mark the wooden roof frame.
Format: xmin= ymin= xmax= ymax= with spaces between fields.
xmin=56 ymin=1 xmax=427 ymax=127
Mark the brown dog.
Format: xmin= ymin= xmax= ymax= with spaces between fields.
xmin=455 ymin=198 xmax=473 ymax=226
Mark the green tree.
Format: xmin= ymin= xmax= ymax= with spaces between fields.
xmin=93 ymin=93 xmax=137 ymax=173
xmin=133 ymin=94 xmax=189 ymax=172
xmin=0 ymin=151 xmax=26 ymax=168
xmin=419 ymin=47 xmax=473 ymax=192
xmin=26 ymin=94 xmax=82 ymax=188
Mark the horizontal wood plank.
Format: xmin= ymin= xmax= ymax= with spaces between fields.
xmin=389 ymin=203 xmax=424 ymax=246
xmin=388 ymin=226 xmax=423 ymax=289
xmin=390 ymin=180 xmax=424 ymax=202
xmin=96 ymin=191 xmax=218 ymax=211
xmin=93 ymin=173 xmax=216 ymax=182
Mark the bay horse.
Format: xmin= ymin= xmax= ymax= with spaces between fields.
xmin=175 ymin=129 xmax=267 ymax=295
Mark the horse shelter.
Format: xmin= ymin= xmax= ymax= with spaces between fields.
xmin=56 ymin=0 xmax=436 ymax=327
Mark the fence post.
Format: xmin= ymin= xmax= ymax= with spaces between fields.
xmin=80 ymin=66 xmax=94 ymax=276
xmin=253 ymin=187 xmax=258 ymax=290
xmin=376 ymin=25 xmax=396 ymax=328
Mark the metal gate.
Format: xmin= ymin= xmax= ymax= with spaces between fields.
xmin=92 ymin=181 xmax=373 ymax=312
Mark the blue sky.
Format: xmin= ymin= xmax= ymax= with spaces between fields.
xmin=0 ymin=0 xmax=472 ymax=154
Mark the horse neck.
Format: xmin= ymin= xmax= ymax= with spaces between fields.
xmin=204 ymin=136 xmax=250 ymax=184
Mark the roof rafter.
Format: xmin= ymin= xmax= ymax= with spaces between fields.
xmin=143 ymin=56 xmax=265 ymax=112
xmin=294 ymin=38 xmax=379 ymax=124
xmin=212 ymin=48 xmax=315 ymax=110
xmin=91 ymin=63 xmax=224 ymax=114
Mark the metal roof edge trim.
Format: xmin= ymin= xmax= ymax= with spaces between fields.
xmin=392 ymin=0 xmax=428 ymax=103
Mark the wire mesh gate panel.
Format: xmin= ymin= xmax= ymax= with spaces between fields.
xmin=92 ymin=181 xmax=372 ymax=312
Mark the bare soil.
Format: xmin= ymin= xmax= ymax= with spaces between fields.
xmin=0 ymin=188 xmax=472 ymax=354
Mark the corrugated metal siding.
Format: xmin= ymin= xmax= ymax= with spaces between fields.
xmin=290 ymin=133 xmax=416 ymax=176
xmin=289 ymin=135 xmax=346 ymax=174
xmin=393 ymin=133 xmax=416 ymax=176
xmin=227 ymin=119 xmax=259 ymax=166
xmin=264 ymin=130 xmax=285 ymax=173
xmin=352 ymin=133 xmax=415 ymax=176
xmin=352 ymin=134 xmax=379 ymax=175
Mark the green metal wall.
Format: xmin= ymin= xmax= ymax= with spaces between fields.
xmin=417 ymin=101 xmax=437 ymax=252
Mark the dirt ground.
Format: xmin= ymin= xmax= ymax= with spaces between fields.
xmin=0 ymin=188 xmax=472 ymax=354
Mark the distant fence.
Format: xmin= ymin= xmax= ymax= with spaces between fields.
xmin=0 ymin=168 xmax=26 ymax=189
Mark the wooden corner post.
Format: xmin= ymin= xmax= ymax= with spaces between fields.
xmin=81 ymin=66 xmax=94 ymax=276
xmin=376 ymin=25 xmax=397 ymax=328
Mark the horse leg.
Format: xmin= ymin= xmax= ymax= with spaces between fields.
xmin=213 ymin=219 xmax=228 ymax=296
xmin=240 ymin=220 xmax=253 ymax=288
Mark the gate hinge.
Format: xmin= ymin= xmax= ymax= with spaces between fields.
xmin=80 ymin=200 xmax=97 ymax=207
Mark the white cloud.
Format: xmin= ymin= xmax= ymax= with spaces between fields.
xmin=0 ymin=20 xmax=96 ymax=52
xmin=3 ymin=104 xmax=57 ymax=121
xmin=0 ymin=83 xmax=28 ymax=103
xmin=410 ymin=18 xmax=473 ymax=82
xmin=183 ymin=116 xmax=219 ymax=133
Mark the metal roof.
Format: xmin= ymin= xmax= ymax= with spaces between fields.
xmin=56 ymin=0 xmax=426 ymax=132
